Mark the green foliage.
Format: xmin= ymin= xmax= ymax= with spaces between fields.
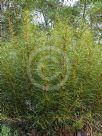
xmin=1 ymin=124 xmax=19 ymax=136
xmin=1 ymin=10 xmax=102 ymax=135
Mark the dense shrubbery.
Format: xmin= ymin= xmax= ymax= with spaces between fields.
xmin=1 ymin=12 xmax=102 ymax=135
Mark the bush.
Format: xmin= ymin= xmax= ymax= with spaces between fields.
xmin=1 ymin=13 xmax=102 ymax=135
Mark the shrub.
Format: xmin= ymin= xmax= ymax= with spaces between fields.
xmin=1 ymin=12 xmax=102 ymax=135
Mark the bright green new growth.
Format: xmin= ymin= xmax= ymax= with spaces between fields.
xmin=1 ymin=11 xmax=102 ymax=135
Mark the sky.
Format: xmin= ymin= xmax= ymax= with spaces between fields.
xmin=61 ymin=0 xmax=78 ymax=6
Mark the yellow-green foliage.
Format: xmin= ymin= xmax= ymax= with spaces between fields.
xmin=0 ymin=12 xmax=102 ymax=134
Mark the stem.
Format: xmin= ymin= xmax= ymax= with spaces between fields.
xmin=83 ymin=2 xmax=87 ymax=20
